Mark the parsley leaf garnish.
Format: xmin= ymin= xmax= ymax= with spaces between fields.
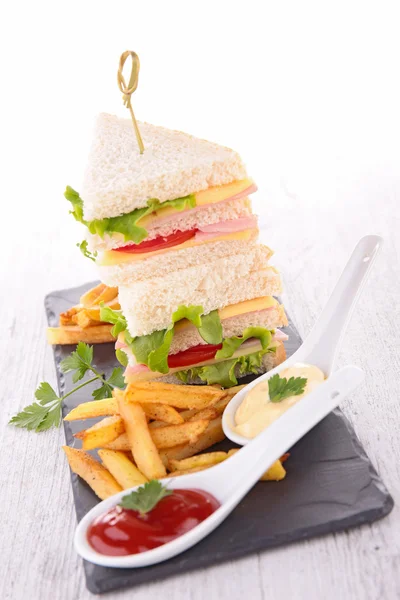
xmin=119 ymin=480 xmax=172 ymax=515
xmin=9 ymin=343 xmax=125 ymax=433
xmin=9 ymin=382 xmax=62 ymax=431
xmin=268 ymin=373 xmax=307 ymax=403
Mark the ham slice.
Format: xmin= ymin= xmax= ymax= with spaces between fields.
xmin=115 ymin=339 xmax=127 ymax=350
xmin=125 ymin=364 xmax=151 ymax=377
xmin=151 ymin=184 xmax=257 ymax=228
xmin=195 ymin=216 xmax=258 ymax=241
xmin=273 ymin=329 xmax=289 ymax=342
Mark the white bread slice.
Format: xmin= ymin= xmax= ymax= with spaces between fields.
xmin=118 ymin=245 xmax=282 ymax=336
xmin=82 ymin=113 xmax=247 ymax=221
xmin=169 ymin=304 xmax=288 ymax=355
xmin=158 ymin=341 xmax=287 ymax=385
xmin=88 ymin=197 xmax=253 ymax=252
xmin=98 ymin=231 xmax=262 ymax=286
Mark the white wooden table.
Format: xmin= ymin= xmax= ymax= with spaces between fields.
xmin=1 ymin=171 xmax=399 ymax=599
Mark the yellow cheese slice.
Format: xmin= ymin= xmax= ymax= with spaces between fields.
xmin=99 ymin=229 xmax=258 ymax=266
xmin=125 ymin=341 xmax=263 ymax=383
xmin=139 ymin=178 xmax=254 ymax=229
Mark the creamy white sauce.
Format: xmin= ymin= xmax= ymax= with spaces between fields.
xmin=233 ymin=363 xmax=325 ymax=438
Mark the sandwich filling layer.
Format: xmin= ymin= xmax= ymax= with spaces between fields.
xmin=98 ymin=224 xmax=258 ymax=266
xmin=101 ymin=297 xmax=288 ymax=388
xmin=65 ymin=178 xmax=257 ymax=260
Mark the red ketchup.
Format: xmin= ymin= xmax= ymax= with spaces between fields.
xmin=87 ymin=489 xmax=220 ymax=556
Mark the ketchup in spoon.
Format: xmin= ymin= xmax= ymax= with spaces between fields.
xmin=87 ymin=488 xmax=220 ymax=556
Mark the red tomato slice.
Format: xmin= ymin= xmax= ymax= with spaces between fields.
xmin=115 ymin=229 xmax=197 ymax=254
xmin=168 ymin=343 xmax=223 ymax=369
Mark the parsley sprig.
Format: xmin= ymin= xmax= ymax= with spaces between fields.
xmin=268 ymin=373 xmax=307 ymax=403
xmin=119 ymin=480 xmax=172 ymax=515
xmin=9 ymin=342 xmax=124 ymax=433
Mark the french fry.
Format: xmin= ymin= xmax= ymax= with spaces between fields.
xmin=150 ymin=419 xmax=209 ymax=449
xmin=63 ymin=446 xmax=122 ymax=500
xmin=64 ymin=394 xmax=184 ymax=426
xmin=125 ymin=381 xmax=225 ymax=410
xmin=79 ymin=283 xmax=111 ymax=307
xmin=163 ymin=466 xmax=209 ymax=478
xmin=280 ymin=452 xmax=290 ymax=463
xmin=65 ymin=397 xmax=118 ymax=421
xmin=98 ymin=449 xmax=148 ymax=489
xmin=141 ymin=403 xmax=184 ymax=425
xmin=181 ymin=407 xmax=219 ymax=422
xmin=74 ymin=416 xmax=125 ymax=450
xmin=101 ymin=419 xmax=210 ymax=450
xmin=226 ymin=449 xmax=287 ymax=481
xmin=212 ymin=395 xmax=231 ymax=414
xmin=117 ymin=397 xmax=166 ymax=480
xmin=59 ymin=307 xmax=79 ymax=326
xmin=169 ymin=451 xmax=227 ymax=472
xmin=259 ymin=460 xmax=286 ymax=481
xmin=159 ymin=417 xmax=225 ymax=463
xmin=47 ymin=325 xmax=115 ymax=345
xmin=88 ymin=285 xmax=119 ymax=306
xmin=102 ymin=434 xmax=130 ymax=451
xmin=74 ymin=309 xmax=104 ymax=329
xmin=222 ymin=384 xmax=246 ymax=396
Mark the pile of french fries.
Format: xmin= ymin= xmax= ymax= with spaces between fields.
xmin=63 ymin=381 xmax=289 ymax=501
xmin=47 ymin=283 xmax=119 ymax=345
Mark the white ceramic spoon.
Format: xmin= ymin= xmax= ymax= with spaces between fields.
xmin=75 ymin=365 xmax=364 ymax=568
xmin=74 ymin=234 xmax=381 ymax=569
xmin=223 ymin=234 xmax=383 ymax=445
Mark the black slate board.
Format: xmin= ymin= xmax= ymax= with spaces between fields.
xmin=45 ymin=282 xmax=394 ymax=595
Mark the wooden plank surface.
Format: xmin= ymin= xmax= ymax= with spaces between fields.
xmin=1 ymin=174 xmax=399 ymax=599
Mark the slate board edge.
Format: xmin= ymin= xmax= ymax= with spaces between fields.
xmin=44 ymin=286 xmax=394 ymax=595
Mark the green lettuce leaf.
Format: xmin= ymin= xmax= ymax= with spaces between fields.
xmin=215 ymin=327 xmax=272 ymax=360
xmin=175 ymin=350 xmax=270 ymax=388
xmin=116 ymin=348 xmax=129 ymax=367
xmin=198 ymin=310 xmax=223 ymax=344
xmin=129 ymin=305 xmax=206 ymax=374
xmin=65 ymin=186 xmax=86 ymax=224
xmin=99 ymin=305 xmax=128 ymax=337
xmin=65 ymin=186 xmax=196 ymax=244
xmin=77 ymin=240 xmax=97 ymax=262
xmin=100 ymin=303 xmax=224 ymax=374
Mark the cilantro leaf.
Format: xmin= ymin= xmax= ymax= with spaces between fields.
xmin=99 ymin=305 xmax=128 ymax=337
xmin=106 ymin=367 xmax=125 ymax=389
xmin=92 ymin=383 xmax=113 ymax=400
xmin=119 ymin=480 xmax=172 ymax=515
xmin=9 ymin=343 xmax=126 ymax=434
xmin=9 ymin=382 xmax=62 ymax=432
xmin=76 ymin=341 xmax=94 ymax=364
xmin=268 ymin=374 xmax=307 ymax=403
xmin=116 ymin=348 xmax=128 ymax=367
xmin=60 ymin=342 xmax=94 ymax=382
xmin=77 ymin=240 xmax=97 ymax=262
xmin=35 ymin=382 xmax=58 ymax=402
xmin=65 ymin=186 xmax=87 ymax=225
